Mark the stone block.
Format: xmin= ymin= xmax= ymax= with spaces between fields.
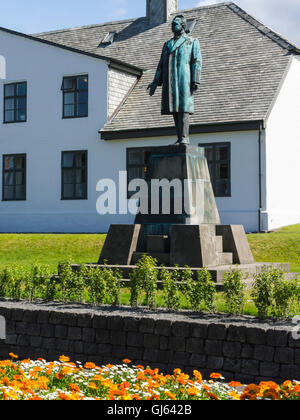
xmin=205 ymin=340 xmax=223 ymax=357
xmin=127 ymin=346 xmax=143 ymax=360
xmin=155 ymin=320 xmax=172 ymax=336
xmin=82 ymin=328 xmax=95 ymax=343
xmin=95 ymin=329 xmax=110 ymax=344
xmin=227 ymin=325 xmax=247 ymax=343
xmin=224 ymin=358 xmax=241 ymax=373
xmin=23 ymin=311 xmax=38 ymax=324
xmin=173 ymin=351 xmax=190 ymax=366
xmin=93 ymin=316 xmax=107 ymax=330
xmin=186 ymin=338 xmax=204 ymax=354
xmin=246 ymin=327 xmax=266 ymax=345
xmin=110 ymin=331 xmax=126 ymax=346
xmin=169 ymin=336 xmax=186 ymax=352
xmin=172 ymin=322 xmax=190 ymax=337
xmin=144 ymin=334 xmax=160 ymax=349
xmin=254 ymin=345 xmax=274 ymax=362
xmin=30 ymin=336 xmax=43 ymax=348
xmin=191 ymin=324 xmax=208 ymax=339
xmin=241 ymin=344 xmax=254 ymax=359
xmin=124 ymin=317 xmax=140 ymax=332
xmin=266 ymin=329 xmax=288 ymax=347
xmin=274 ymin=348 xmax=294 ymax=364
xmin=99 ymin=224 xmax=141 ymax=265
xmin=68 ymin=327 xmax=82 ymax=341
xmin=71 ymin=341 xmax=84 ymax=354
xmin=127 ymin=332 xmax=144 ymax=348
xmin=241 ymin=359 xmax=259 ymax=376
xmin=170 ymin=224 xmax=218 ymax=268
xmin=260 ymin=362 xmax=280 ymax=378
xmin=139 ymin=318 xmax=155 ymax=334
xmin=158 ymin=350 xmax=173 ymax=364
xmin=159 ymin=336 xmax=169 ymax=350
xmin=207 ymin=356 xmax=224 ymax=370
xmin=77 ymin=315 xmax=93 ymax=328
xmin=223 ymin=342 xmax=242 ymax=358
xmin=55 ymin=325 xmax=68 ymax=339
xmin=108 ymin=316 xmax=123 ymax=331
xmin=216 ymin=225 xmax=254 ymax=264
xmin=40 ymin=324 xmax=55 ymax=338
xmin=83 ymin=343 xmax=98 ymax=356
xmin=37 ymin=311 xmax=50 ymax=324
xmin=144 ymin=349 xmax=159 ymax=363
xmin=56 ymin=339 xmax=70 ymax=352
xmin=49 ymin=312 xmax=63 ymax=325
xmin=189 ymin=354 xmax=207 ymax=368
xmin=208 ymin=324 xmax=227 ymax=340
xmin=97 ymin=343 xmax=112 ymax=356
xmin=280 ymin=364 xmax=300 ymax=381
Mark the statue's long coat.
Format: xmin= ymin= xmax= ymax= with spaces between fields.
xmin=153 ymin=34 xmax=202 ymax=115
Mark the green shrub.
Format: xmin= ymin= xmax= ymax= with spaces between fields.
xmin=184 ymin=267 xmax=216 ymax=312
xmin=102 ymin=266 xmax=122 ymax=306
xmin=223 ymin=268 xmax=245 ymax=315
xmin=130 ymin=255 xmax=158 ymax=309
xmin=252 ymin=266 xmax=299 ymax=319
xmin=161 ymin=268 xmax=181 ymax=310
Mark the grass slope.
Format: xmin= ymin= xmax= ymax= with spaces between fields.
xmin=0 ymin=224 xmax=298 ymax=272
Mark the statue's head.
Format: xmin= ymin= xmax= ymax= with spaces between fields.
xmin=172 ymin=15 xmax=187 ymax=35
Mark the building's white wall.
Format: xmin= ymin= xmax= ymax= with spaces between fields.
xmin=264 ymin=56 xmax=300 ymax=231
xmin=0 ymin=30 xmax=109 ymax=233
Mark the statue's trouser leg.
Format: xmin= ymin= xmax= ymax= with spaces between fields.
xmin=173 ymin=112 xmax=190 ymax=144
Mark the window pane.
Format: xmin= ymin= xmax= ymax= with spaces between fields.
xmin=4 ymin=85 xmax=14 ymax=97
xmin=4 ymin=186 xmax=14 ymax=200
xmin=64 ymin=104 xmax=74 ymax=117
xmin=63 ymin=184 xmax=74 ymax=199
xmin=77 ymin=76 xmax=88 ymax=90
xmin=15 ymin=156 xmax=25 ymax=169
xmin=64 ymin=92 xmax=75 ymax=105
xmin=75 ymin=152 xmax=86 ymax=167
xmin=128 ymin=150 xmax=141 ymax=165
xmin=62 ymin=153 xmax=74 ymax=168
xmin=216 ymin=163 xmax=229 ymax=180
xmin=77 ymin=103 xmax=88 ymax=117
xmin=128 ymin=167 xmax=142 ymax=182
xmin=4 ymin=98 xmax=14 ymax=110
xmin=216 ymin=145 xmax=229 ymax=161
xmin=4 ymin=110 xmax=14 ymax=123
xmin=204 ymin=146 xmax=213 ymax=162
xmin=4 ymin=156 xmax=14 ymax=170
xmin=15 ymin=185 xmax=25 ymax=200
xmin=78 ymin=91 xmax=88 ymax=104
xmin=216 ymin=179 xmax=229 ymax=196
xmin=15 ymin=172 xmax=25 ymax=185
xmin=16 ymin=83 xmax=26 ymax=96
xmin=75 ymin=183 xmax=85 ymax=198
xmin=63 ymin=78 xmax=76 ymax=91
xmin=16 ymin=108 xmax=26 ymax=121
xmin=63 ymin=169 xmax=75 ymax=184
xmin=4 ymin=172 xmax=14 ymax=186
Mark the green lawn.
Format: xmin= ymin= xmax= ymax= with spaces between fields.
xmin=0 ymin=224 xmax=299 ymax=272
xmin=247 ymin=224 xmax=300 ymax=272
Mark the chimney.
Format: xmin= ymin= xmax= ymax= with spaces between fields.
xmin=146 ymin=0 xmax=178 ymax=26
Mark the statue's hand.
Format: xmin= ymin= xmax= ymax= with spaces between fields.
xmin=147 ymin=82 xmax=157 ymax=96
xmin=191 ymin=83 xmax=199 ymax=93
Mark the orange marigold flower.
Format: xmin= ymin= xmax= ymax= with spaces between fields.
xmin=206 ymin=392 xmax=219 ymax=400
xmin=88 ymin=382 xmax=98 ymax=390
xmin=282 ymin=380 xmax=293 ymax=390
xmin=229 ymin=381 xmax=242 ymax=388
xmin=262 ymin=389 xmax=280 ymax=400
xmin=210 ymin=372 xmax=223 ymax=379
xmin=123 ymin=359 xmax=131 ymax=364
xmin=9 ymin=353 xmax=18 ymax=359
xmin=69 ymin=383 xmax=81 ymax=393
xmin=84 ymin=362 xmax=96 ymax=369
xmin=136 ymin=365 xmax=145 ymax=370
xmin=59 ymin=355 xmax=70 ymax=363
xmin=165 ymin=391 xmax=177 ymax=400
xmin=193 ymin=370 xmax=202 ymax=382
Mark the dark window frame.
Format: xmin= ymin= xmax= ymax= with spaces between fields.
xmin=126 ymin=147 xmax=153 ymax=199
xmin=2 ymin=153 xmax=26 ymax=201
xmin=61 ymin=150 xmax=88 ymax=201
xmin=61 ymin=75 xmax=88 ymax=119
xmin=199 ymin=142 xmax=231 ymax=197
xmin=3 ymin=81 xmax=27 ymax=124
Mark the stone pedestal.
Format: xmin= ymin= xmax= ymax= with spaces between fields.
xmin=98 ymin=145 xmax=255 ymax=269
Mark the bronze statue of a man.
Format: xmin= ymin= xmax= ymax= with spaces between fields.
xmin=148 ymin=14 xmax=202 ymax=145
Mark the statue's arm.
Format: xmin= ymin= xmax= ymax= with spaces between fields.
xmin=191 ymin=38 xmax=202 ymax=91
xmin=148 ymin=43 xmax=166 ymax=96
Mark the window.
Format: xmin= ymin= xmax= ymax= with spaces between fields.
xmin=62 ymin=75 xmax=88 ymax=118
xmin=199 ymin=142 xmax=231 ymax=197
xmin=61 ymin=151 xmax=87 ymax=200
xmin=127 ymin=147 xmax=153 ymax=198
xmin=100 ymin=32 xmax=117 ymax=46
xmin=3 ymin=82 xmax=27 ymax=123
xmin=2 ymin=154 xmax=26 ymax=201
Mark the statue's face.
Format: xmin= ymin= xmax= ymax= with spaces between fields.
xmin=172 ymin=17 xmax=184 ymax=34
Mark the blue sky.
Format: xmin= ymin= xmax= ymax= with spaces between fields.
xmin=0 ymin=0 xmax=300 ymax=45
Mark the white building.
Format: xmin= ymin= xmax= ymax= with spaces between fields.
xmin=0 ymin=0 xmax=299 ymax=233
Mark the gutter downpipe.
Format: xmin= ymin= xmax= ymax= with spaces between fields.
xmin=258 ymin=121 xmax=263 ymax=233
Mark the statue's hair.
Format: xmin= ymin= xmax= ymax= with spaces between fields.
xmin=173 ymin=14 xmax=187 ymax=31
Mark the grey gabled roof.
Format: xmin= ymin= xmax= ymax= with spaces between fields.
xmin=34 ymin=2 xmax=300 ymax=138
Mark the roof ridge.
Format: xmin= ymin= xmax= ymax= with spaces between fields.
xmin=33 ymin=16 xmax=142 ymax=37
xmin=227 ymin=3 xmax=300 ymax=53
xmin=33 ymin=2 xmax=231 ymax=37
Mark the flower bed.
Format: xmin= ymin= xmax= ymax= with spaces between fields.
xmin=0 ymin=354 xmax=299 ymax=400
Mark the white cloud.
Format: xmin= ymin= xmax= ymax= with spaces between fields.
xmin=196 ymin=0 xmax=300 ymax=45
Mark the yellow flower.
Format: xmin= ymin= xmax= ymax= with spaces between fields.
xmin=59 ymin=355 xmax=70 ymax=363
